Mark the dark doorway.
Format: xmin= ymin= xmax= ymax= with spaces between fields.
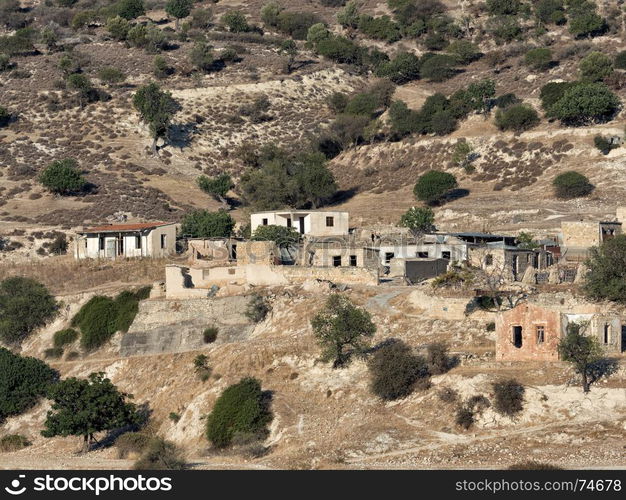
xmin=230 ymin=244 xmax=237 ymax=261
xmin=512 ymin=326 xmax=523 ymax=348
xmin=622 ymin=326 xmax=626 ymax=352
xmin=299 ymin=217 xmax=305 ymax=234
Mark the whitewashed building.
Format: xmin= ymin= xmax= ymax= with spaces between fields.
xmin=74 ymin=222 xmax=177 ymax=259
xmin=250 ymin=210 xmax=349 ymax=237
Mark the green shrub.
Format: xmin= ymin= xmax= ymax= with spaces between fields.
xmin=53 ymin=328 xmax=79 ymax=347
xmin=98 ymin=67 xmax=126 ymax=86
xmin=315 ymin=35 xmax=362 ymax=65
xmin=582 ymin=235 xmax=626 ymax=303
xmin=615 ymin=51 xmax=626 ymax=70
xmin=413 ymin=170 xmax=458 ymax=205
xmin=181 ymin=210 xmax=235 ymax=238
xmin=494 ymin=104 xmax=540 ymax=132
xmin=44 ymin=347 xmax=64 ymax=359
xmin=446 ymin=40 xmax=481 ymax=65
xmin=593 ymin=135 xmax=618 ymax=155
xmin=193 ymin=354 xmax=211 ymax=381
xmin=221 ymin=10 xmax=250 ymax=33
xmin=488 ymin=15 xmax=522 ymax=43
xmin=169 ymin=412 xmax=180 ymax=422
xmin=426 ymin=342 xmax=456 ymax=375
xmin=579 ymin=51 xmax=613 ymax=82
xmin=203 ymin=326 xmax=219 ymax=344
xmin=189 ymin=41 xmax=214 ymax=71
xmin=205 ymin=377 xmax=272 ymax=448
xmin=39 ymin=158 xmax=87 ymax=195
xmin=251 ymin=224 xmax=300 ymax=247
xmin=375 ymin=52 xmax=421 ymax=84
xmin=0 ymin=348 xmax=58 ymax=423
xmin=486 ymin=322 xmax=496 ymax=332
xmin=116 ymin=431 xmax=151 ymax=458
xmin=568 ymin=12 xmax=607 ymax=39
xmin=134 ymin=437 xmax=187 ymax=470
xmin=0 ymin=434 xmax=31 ymax=452
xmin=245 ymin=294 xmax=271 ymax=323
xmin=74 ymin=296 xmax=119 ymax=350
xmin=116 ymin=0 xmax=145 ymax=20
xmin=357 ymin=14 xmax=401 ymax=42
xmin=275 ymin=11 xmax=322 ymax=40
xmin=547 ymin=82 xmax=619 ymax=125
xmin=72 ymin=287 xmax=148 ymax=350
xmin=0 ymin=106 xmax=10 ymax=127
xmin=107 ymin=16 xmax=131 ymax=41
xmin=455 ymin=406 xmax=474 ymax=429
xmin=492 ymin=379 xmax=525 ymax=416
xmin=524 ymin=47 xmax=552 ymax=70
xmin=539 ymin=81 xmax=575 ymax=111
xmin=534 ymin=0 xmax=566 ymax=25
xmin=368 ymin=340 xmax=429 ymax=401
xmin=419 ymin=54 xmax=457 ymax=82
xmin=486 ymin=0 xmax=521 ymax=16
xmin=0 ymin=277 xmax=57 ymax=344
xmin=494 ymin=93 xmax=521 ymax=109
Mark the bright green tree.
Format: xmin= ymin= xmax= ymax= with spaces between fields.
xmin=116 ymin=0 xmax=145 ymax=20
xmin=399 ymin=206 xmax=435 ymax=237
xmin=413 ymin=170 xmax=458 ymax=205
xmin=552 ymin=171 xmax=594 ymax=199
xmin=0 ymin=277 xmax=57 ymax=344
xmin=180 ymin=210 xmax=235 ymax=238
xmin=558 ymin=323 xmax=613 ymax=393
xmin=311 ymin=294 xmax=376 ymax=368
xmin=251 ymin=225 xmax=300 ymax=247
xmin=165 ymin=0 xmax=192 ymax=30
xmin=132 ymin=82 xmax=179 ymax=154
xmin=197 ymin=173 xmax=234 ymax=206
xmin=583 ymin=235 xmax=626 ymax=303
xmin=205 ymin=377 xmax=272 ymax=448
xmin=39 ymin=158 xmax=87 ymax=195
xmin=579 ymin=51 xmax=613 ymax=82
xmin=42 ymin=372 xmax=140 ymax=451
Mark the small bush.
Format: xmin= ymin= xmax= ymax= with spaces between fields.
xmin=168 ymin=412 xmax=180 ymax=423
xmin=0 ymin=277 xmax=57 ymax=344
xmin=455 ymin=406 xmax=474 ymax=429
xmin=193 ymin=354 xmax=211 ymax=382
xmin=0 ymin=434 xmax=31 ymax=452
xmin=438 ymin=387 xmax=459 ymax=404
xmin=368 ymin=340 xmax=429 ymax=401
xmin=495 ymin=104 xmax=540 ymax=132
xmin=245 ymin=294 xmax=271 ymax=323
xmin=0 ymin=348 xmax=58 ymax=423
xmin=426 ymin=342 xmax=457 ymax=375
xmin=524 ymin=47 xmax=552 ymax=70
xmin=593 ymin=135 xmax=618 ymax=155
xmin=579 ymin=51 xmax=613 ymax=82
xmin=116 ymin=431 xmax=151 ymax=459
xmin=44 ymin=347 xmax=64 ymax=359
xmin=53 ymin=328 xmax=79 ymax=348
xmin=486 ymin=322 xmax=496 ymax=332
xmin=493 ymin=379 xmax=525 ymax=417
xmin=205 ymin=377 xmax=272 ymax=448
xmin=413 ymin=170 xmax=458 ymax=205
xmin=508 ymin=461 xmax=563 ymax=470
xmin=615 ymin=51 xmax=626 ymax=70
xmin=552 ymin=171 xmax=594 ymax=199
xmin=203 ymin=327 xmax=218 ymax=344
xmin=134 ymin=437 xmax=187 ymax=470
xmin=39 ymin=158 xmax=87 ymax=195
xmin=419 ymin=54 xmax=457 ymax=82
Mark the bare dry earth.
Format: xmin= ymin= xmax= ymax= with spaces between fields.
xmin=1 ymin=282 xmax=624 ymax=470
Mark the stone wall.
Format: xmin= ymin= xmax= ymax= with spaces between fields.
xmin=120 ymin=296 xmax=253 ymax=356
xmin=407 ymin=289 xmax=493 ymax=321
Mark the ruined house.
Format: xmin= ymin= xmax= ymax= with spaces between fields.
xmin=561 ymin=220 xmax=622 ymax=262
xmin=74 ymin=222 xmax=177 ymax=259
xmin=250 ymin=210 xmax=349 ymax=236
xmin=496 ymin=301 xmax=624 ymax=361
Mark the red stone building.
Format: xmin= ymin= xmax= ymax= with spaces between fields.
xmin=496 ymin=302 xmax=624 ymax=361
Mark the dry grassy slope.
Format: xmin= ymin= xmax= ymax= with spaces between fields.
xmin=3 ymin=285 xmax=625 ymax=470
xmin=1 ymin=2 xmax=626 ymax=237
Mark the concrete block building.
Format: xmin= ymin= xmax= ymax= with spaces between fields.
xmin=74 ymin=222 xmax=177 ymax=259
xmin=250 ymin=210 xmax=349 ymax=237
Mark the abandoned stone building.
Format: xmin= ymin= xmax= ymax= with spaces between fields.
xmin=561 ymin=220 xmax=622 ymax=262
xmin=74 ymin=222 xmax=177 ymax=259
xmin=250 ymin=210 xmax=349 ymax=237
xmin=496 ymin=301 xmax=624 ymax=361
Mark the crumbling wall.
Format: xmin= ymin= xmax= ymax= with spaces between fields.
xmin=407 ymin=289 xmax=490 ymax=320
xmin=120 ymin=296 xmax=253 ymax=356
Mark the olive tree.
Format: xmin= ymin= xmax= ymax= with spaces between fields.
xmin=132 ymin=82 xmax=179 ymax=154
